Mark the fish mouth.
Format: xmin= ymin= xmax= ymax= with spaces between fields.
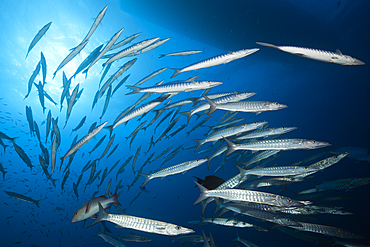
xmin=354 ymin=59 xmax=365 ymax=65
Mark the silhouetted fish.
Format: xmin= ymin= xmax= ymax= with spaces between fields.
xmin=193 ymin=175 xmax=225 ymax=190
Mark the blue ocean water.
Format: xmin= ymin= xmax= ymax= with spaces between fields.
xmin=0 ymin=0 xmax=370 ymax=246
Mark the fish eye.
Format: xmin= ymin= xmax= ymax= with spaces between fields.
xmin=304 ymin=167 xmax=308 ymax=169
xmin=74 ymin=212 xmax=78 ymax=216
xmin=286 ymin=219 xmax=291 ymax=222
xmin=175 ymin=226 xmax=181 ymax=230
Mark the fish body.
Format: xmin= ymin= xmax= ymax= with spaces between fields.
xmin=13 ymin=143 xmax=33 ymax=169
xmin=140 ymin=159 xmax=208 ymax=187
xmin=94 ymin=228 xmax=125 ymax=247
xmin=111 ymin=32 xmax=142 ymax=50
xmin=134 ymin=67 xmax=168 ymax=87
xmin=194 ymin=121 xmax=267 ymax=151
xmin=170 ymin=48 xmax=259 ymax=78
xmin=74 ymin=44 xmax=104 ymax=78
xmin=60 ymin=76 xmax=72 ymax=111
xmin=4 ymin=191 xmax=42 ymax=207
xmin=88 ymin=203 xmax=194 ymax=236
xmin=194 ymin=181 xmax=306 ymax=207
xmin=25 ymin=62 xmax=41 ymax=99
xmin=126 ymin=80 xmax=222 ymax=95
xmin=256 ymin=42 xmax=365 ymax=65
xmin=25 ymin=106 xmax=34 ymax=136
xmin=61 ymin=122 xmax=107 ymax=166
xmin=34 ymin=81 xmax=46 ymax=113
xmin=99 ymin=134 xmax=115 ymax=160
xmin=53 ymin=40 xmax=89 ymax=79
xmin=65 ymin=83 xmax=79 ymax=127
xmin=40 ymin=52 xmax=47 ymax=84
xmin=159 ymin=50 xmax=202 ymax=58
xmin=84 ymin=28 xmax=124 ymax=74
xmin=112 ymin=95 xmax=170 ymax=131
xmin=316 ymin=178 xmax=370 ymax=191
xmin=112 ymin=74 xmax=130 ymax=96
xmin=120 ymin=234 xmax=151 ymax=242
xmin=234 ymin=127 xmax=297 ymax=140
xmin=103 ymin=37 xmax=159 ymax=67
xmin=26 ymin=21 xmax=52 ymax=58
xmin=100 ymin=85 xmax=112 ymax=119
xmin=81 ymin=5 xmax=108 ymax=44
xmin=237 ymin=165 xmax=320 ymax=177
xmin=239 ymin=150 xmax=280 ymax=168
xmin=224 ymin=138 xmax=331 ymax=156
xmin=71 ymin=192 xmax=121 ymax=223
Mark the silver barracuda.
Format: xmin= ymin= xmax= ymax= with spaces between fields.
xmin=110 ymin=32 xmax=142 ymax=50
xmin=224 ymin=138 xmax=331 ymax=156
xmin=238 ymin=150 xmax=280 ymax=168
xmin=88 ymin=203 xmax=194 ymax=236
xmin=159 ymin=50 xmax=202 ymax=58
xmin=60 ymin=121 xmax=107 ymax=167
xmin=234 ymin=127 xmax=297 ymax=141
xmin=4 ymin=190 xmax=43 ymax=207
xmin=53 ymin=40 xmax=89 ymax=79
xmin=126 ymin=80 xmax=222 ymax=95
xmin=24 ymin=61 xmax=41 ymax=99
xmin=73 ymin=44 xmax=103 ymax=78
xmin=80 ymin=5 xmax=108 ymax=44
xmin=180 ymin=92 xmax=256 ymax=124
xmin=194 ymin=121 xmax=267 ymax=152
xmin=237 ymin=165 xmax=320 ymax=178
xmin=94 ymin=228 xmax=126 ymax=247
xmin=103 ymin=37 xmax=159 ymax=67
xmin=288 ymin=222 xmax=363 ymax=239
xmin=203 ymin=94 xmax=287 ymax=114
xmin=256 ymin=42 xmax=365 ymax=65
xmin=84 ymin=28 xmax=124 ymax=74
xmin=134 ymin=67 xmax=168 ymax=87
xmin=199 ymin=216 xmax=267 ymax=231
xmin=194 ymin=181 xmax=308 ymax=207
xmin=133 ymin=38 xmax=170 ymax=55
xmin=170 ymin=48 xmax=259 ymax=78
xmin=140 ymin=159 xmax=207 ymax=187
xmin=25 ymin=21 xmax=52 ymax=58
xmin=64 ymin=83 xmax=79 ymax=127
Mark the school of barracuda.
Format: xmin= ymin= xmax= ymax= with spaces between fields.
xmin=0 ymin=4 xmax=368 ymax=247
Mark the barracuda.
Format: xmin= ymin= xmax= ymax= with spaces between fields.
xmin=256 ymin=42 xmax=365 ymax=65
xmin=88 ymin=203 xmax=194 ymax=236
xmin=140 ymin=159 xmax=208 ymax=187
xmin=170 ymin=48 xmax=259 ymax=78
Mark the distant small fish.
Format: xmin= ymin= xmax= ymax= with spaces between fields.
xmin=4 ymin=190 xmax=43 ymax=207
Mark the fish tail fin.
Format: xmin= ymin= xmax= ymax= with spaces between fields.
xmin=255 ymin=42 xmax=278 ymax=49
xmin=236 ymin=165 xmax=247 ymax=176
xmin=198 ymin=215 xmax=207 ymax=226
xmin=125 ymin=85 xmax=141 ymax=95
xmin=224 ymin=137 xmax=237 ymax=156
xmin=178 ymin=111 xmax=192 ymax=125
xmin=92 ymin=227 xmax=102 ymax=237
xmin=139 ymin=174 xmax=151 ymax=187
xmin=193 ymin=181 xmax=209 ymax=205
xmin=103 ymin=125 xmax=114 ymax=137
xmin=193 ymin=139 xmax=202 ymax=152
xmin=169 ymin=68 xmax=181 ymax=78
xmin=202 ymin=94 xmax=217 ymax=114
xmin=3 ymin=144 xmax=9 ymax=152
xmin=87 ymin=203 xmax=107 ymax=228
xmin=233 ymin=230 xmax=241 ymax=242
xmin=2 ymin=171 xmax=7 ymax=180
xmin=111 ymin=191 xmax=121 ymax=206
xmin=213 ymin=198 xmax=224 ymax=217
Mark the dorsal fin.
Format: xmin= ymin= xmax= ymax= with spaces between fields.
xmin=335 ymin=49 xmax=343 ymax=55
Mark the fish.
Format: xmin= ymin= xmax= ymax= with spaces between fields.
xmin=193 ymin=122 xmax=267 ymax=152
xmin=98 ymin=167 xmax=108 ymax=188
xmin=106 ymin=144 xmax=119 ymax=159
xmin=132 ymin=145 xmax=141 ymax=173
xmin=126 ymin=80 xmax=222 ymax=95
xmin=60 ymin=74 xmax=72 ymax=111
xmin=33 ymin=121 xmax=41 ymax=143
xmin=234 ymin=127 xmax=297 ymax=141
xmin=193 ymin=175 xmax=225 ymax=190
xmin=64 ymin=83 xmax=79 ymax=127
xmin=74 ymin=44 xmax=104 ymax=78
xmin=40 ymin=52 xmax=47 ymax=85
xmin=38 ymin=155 xmax=57 ymax=187
xmin=61 ymin=169 xmax=70 ymax=191
xmin=71 ymin=193 xmax=121 ymax=223
xmin=194 ymin=181 xmax=308 ymax=207
xmin=203 ymin=94 xmax=287 ymax=115
xmin=88 ymin=203 xmax=194 ymax=236
xmin=256 ymin=42 xmax=365 ymax=65
xmin=51 ymin=135 xmax=57 ymax=176
xmin=103 ymin=37 xmax=159 ymax=67
xmin=120 ymin=234 xmax=151 ymax=242
xmin=88 ymin=135 xmax=106 ymax=155
xmin=224 ymin=138 xmax=331 ymax=156
xmin=110 ymin=32 xmax=142 ymax=50
xmin=13 ymin=143 xmax=33 ymax=169
xmin=199 ymin=216 xmax=266 ymax=231
xmin=140 ymin=159 xmax=208 ymax=187
xmin=132 ymin=37 xmax=170 ymax=55
xmin=0 ymin=138 xmax=9 ymax=153
xmin=52 ymin=117 xmax=61 ymax=148
xmin=116 ymin=156 xmax=133 ymax=180
xmin=108 ymin=94 xmax=170 ymax=133
xmin=233 ymin=231 xmax=259 ymax=247
xmin=94 ymin=228 xmax=126 ymax=247
xmin=4 ymin=191 xmax=43 ymax=207
xmin=159 ymin=50 xmax=203 ymax=58
xmin=60 ymin=121 xmax=107 ymax=167
xmin=134 ymin=67 xmax=168 ymax=87
xmin=53 ymin=40 xmax=89 ymax=79
xmin=84 ymin=28 xmax=124 ymax=75
xmin=25 ymin=106 xmax=34 ymax=136
xmin=80 ymin=5 xmax=108 ymax=44
xmin=25 ymin=21 xmax=52 ymax=58
xmin=24 ymin=61 xmax=41 ymax=99
xmin=0 ymin=131 xmax=18 ymax=143
xmin=112 ymin=74 xmax=130 ymax=96
xmin=100 ymin=85 xmax=112 ymax=119
xmin=0 ymin=162 xmax=7 ymax=180
xmin=43 ymin=90 xmax=58 ymax=106
xmin=99 ymin=134 xmax=115 ymax=160
xmin=170 ymin=48 xmax=259 ymax=78
xmin=34 ymin=81 xmax=46 ymax=113
xmin=71 ymin=116 xmax=86 ymax=136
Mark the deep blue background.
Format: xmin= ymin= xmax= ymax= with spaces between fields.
xmin=0 ymin=0 xmax=369 ymax=246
